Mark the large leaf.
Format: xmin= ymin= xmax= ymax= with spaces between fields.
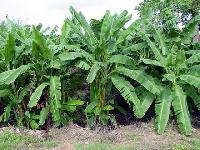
xmin=32 ymin=26 xmax=53 ymax=60
xmin=50 ymin=76 xmax=61 ymax=109
xmin=172 ymin=84 xmax=192 ymax=136
xmin=186 ymin=53 xmax=200 ymax=64
xmin=140 ymin=91 xmax=155 ymax=114
xmin=181 ymin=15 xmax=200 ymax=44
xmin=0 ymin=65 xmax=30 ymax=85
xmin=59 ymin=52 xmax=83 ymax=61
xmin=155 ymin=88 xmax=172 ymax=134
xmin=142 ymin=59 xmax=164 ymax=67
xmin=86 ymin=63 xmax=101 ymax=83
xmin=4 ymin=33 xmax=15 ymax=64
xmin=109 ymin=54 xmax=135 ymax=66
xmin=50 ymin=76 xmax=61 ymax=122
xmin=28 ymin=82 xmax=49 ymax=108
xmin=184 ymin=86 xmax=200 ymax=110
xmin=140 ymin=30 xmax=163 ymax=60
xmin=154 ymin=28 xmax=167 ymax=55
xmin=116 ymin=67 xmax=161 ymax=95
xmin=60 ymin=21 xmax=71 ymax=43
xmin=179 ymin=74 xmax=200 ymax=89
xmin=69 ymin=6 xmax=97 ymax=49
xmin=111 ymin=75 xmax=144 ymax=118
xmin=39 ymin=107 xmax=49 ymax=126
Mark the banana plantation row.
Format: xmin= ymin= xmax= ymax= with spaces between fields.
xmin=0 ymin=6 xmax=200 ymax=136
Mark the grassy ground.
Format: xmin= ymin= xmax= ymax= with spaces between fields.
xmin=1 ymin=121 xmax=200 ymax=150
xmin=0 ymin=129 xmax=58 ymax=150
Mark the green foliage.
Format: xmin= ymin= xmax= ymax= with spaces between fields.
xmin=0 ymin=3 xmax=200 ymax=136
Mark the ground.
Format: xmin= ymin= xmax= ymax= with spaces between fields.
xmin=1 ymin=121 xmax=200 ymax=150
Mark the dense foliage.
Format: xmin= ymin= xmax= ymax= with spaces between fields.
xmin=0 ymin=2 xmax=200 ymax=136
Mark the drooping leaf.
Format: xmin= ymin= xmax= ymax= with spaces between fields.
xmin=179 ymin=74 xmax=200 ymax=89
xmin=184 ymin=86 xmax=200 ymax=110
xmin=3 ymin=104 xmax=11 ymax=122
xmin=140 ymin=30 xmax=163 ymax=60
xmin=116 ymin=67 xmax=161 ymax=95
xmin=186 ymin=53 xmax=200 ymax=64
xmin=111 ymin=75 xmax=144 ymax=118
xmin=50 ymin=76 xmax=61 ymax=109
xmin=0 ymin=65 xmax=30 ymax=85
xmin=87 ymin=63 xmax=101 ymax=83
xmin=140 ymin=91 xmax=155 ymax=114
xmin=28 ymin=82 xmax=49 ymax=108
xmin=50 ymin=76 xmax=61 ymax=122
xmin=39 ymin=107 xmax=49 ymax=126
xmin=155 ymin=88 xmax=172 ymax=134
xmin=172 ymin=84 xmax=192 ymax=136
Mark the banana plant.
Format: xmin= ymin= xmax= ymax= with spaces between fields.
xmin=58 ymin=7 xmax=160 ymax=126
xmin=0 ymin=21 xmax=31 ymax=126
xmin=138 ymin=15 xmax=200 ymax=135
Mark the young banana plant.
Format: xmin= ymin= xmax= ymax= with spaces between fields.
xmin=59 ymin=7 xmax=160 ymax=126
xmin=139 ymin=15 xmax=200 ymax=135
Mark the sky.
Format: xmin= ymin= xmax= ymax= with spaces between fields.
xmin=0 ymin=0 xmax=143 ymax=27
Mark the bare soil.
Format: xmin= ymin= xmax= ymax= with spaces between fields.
xmin=1 ymin=120 xmax=200 ymax=150
xmin=47 ymin=121 xmax=200 ymax=150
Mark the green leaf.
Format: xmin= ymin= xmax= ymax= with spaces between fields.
xmin=85 ymin=100 xmax=99 ymax=113
xmin=0 ymin=65 xmax=30 ymax=85
xmin=75 ymin=60 xmax=90 ymax=70
xmin=50 ymin=76 xmax=61 ymax=109
xmin=142 ymin=59 xmax=164 ymax=67
xmin=61 ymin=105 xmax=77 ymax=112
xmin=60 ymin=21 xmax=71 ymax=43
xmin=116 ymin=66 xmax=161 ymax=95
xmin=4 ymin=33 xmax=15 ymax=64
xmin=66 ymin=100 xmax=84 ymax=106
xmin=140 ymin=91 xmax=155 ymax=114
xmin=103 ymin=105 xmax=114 ymax=111
xmin=86 ymin=63 xmax=101 ymax=83
xmin=28 ymin=82 xmax=49 ymax=108
xmin=172 ymin=84 xmax=192 ymax=136
xmin=179 ymin=74 xmax=200 ymax=89
xmin=186 ymin=53 xmax=200 ymax=64
xmin=30 ymin=120 xmax=39 ymax=129
xmin=59 ymin=52 xmax=83 ymax=61
xmin=140 ymin=30 xmax=163 ymax=60
xmin=39 ymin=107 xmax=49 ymax=126
xmin=184 ymin=86 xmax=200 ymax=110
xmin=154 ymin=28 xmax=167 ymax=55
xmin=3 ymin=104 xmax=11 ymax=122
xmin=163 ymin=73 xmax=176 ymax=82
xmin=50 ymin=76 xmax=61 ymax=122
xmin=32 ymin=26 xmax=53 ymax=60
xmin=109 ymin=55 xmax=135 ymax=66
xmin=111 ymin=75 xmax=144 ymax=118
xmin=155 ymin=88 xmax=172 ymax=134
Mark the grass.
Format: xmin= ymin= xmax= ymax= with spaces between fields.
xmin=0 ymin=130 xmax=58 ymax=150
xmin=173 ymin=138 xmax=200 ymax=150
xmin=75 ymin=143 xmax=135 ymax=150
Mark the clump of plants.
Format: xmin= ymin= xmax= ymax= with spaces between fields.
xmin=0 ymin=1 xmax=200 ymax=136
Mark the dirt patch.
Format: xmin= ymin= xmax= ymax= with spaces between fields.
xmin=48 ymin=121 xmax=200 ymax=150
xmin=1 ymin=121 xmax=200 ymax=150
